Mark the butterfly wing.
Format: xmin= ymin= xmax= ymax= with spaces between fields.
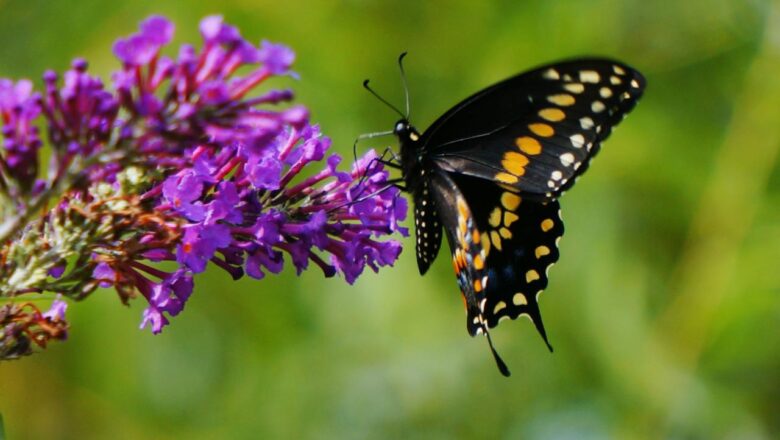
xmin=429 ymin=169 xmax=563 ymax=347
xmin=420 ymin=59 xmax=645 ymax=198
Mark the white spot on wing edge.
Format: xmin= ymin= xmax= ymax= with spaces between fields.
xmin=570 ymin=133 xmax=585 ymax=148
xmin=560 ymin=153 xmax=575 ymax=167
xmin=542 ymin=68 xmax=560 ymax=80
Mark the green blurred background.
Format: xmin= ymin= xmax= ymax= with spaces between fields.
xmin=1 ymin=0 xmax=779 ymax=438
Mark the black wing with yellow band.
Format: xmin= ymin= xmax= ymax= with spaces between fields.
xmin=430 ymin=170 xmax=563 ymax=349
xmin=422 ymin=59 xmax=645 ymax=198
xmin=451 ymin=173 xmax=563 ymax=348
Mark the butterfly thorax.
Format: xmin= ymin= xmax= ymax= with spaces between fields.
xmin=394 ymin=119 xmax=425 ymax=191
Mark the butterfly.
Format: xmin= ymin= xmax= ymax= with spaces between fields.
xmin=364 ymin=56 xmax=645 ymax=376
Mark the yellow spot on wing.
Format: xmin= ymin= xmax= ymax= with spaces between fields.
xmin=526 ymin=270 xmax=540 ymax=283
xmin=458 ymin=217 xmax=468 ymax=236
xmin=515 ymin=136 xmax=542 ymax=155
xmin=490 ymin=230 xmax=503 ymax=251
xmin=499 ymin=227 xmax=512 ymax=239
xmin=495 ymin=172 xmax=518 ymax=184
xmin=501 ymin=152 xmax=529 ymax=176
xmin=503 ymin=211 xmax=519 ymax=227
xmin=541 ymin=218 xmax=554 ymax=232
xmin=538 ymin=108 xmax=565 ymax=122
xmin=457 ymin=197 xmax=469 ymax=218
xmin=547 ymin=94 xmax=575 ymax=106
xmin=528 ymin=123 xmax=554 ymax=138
xmin=500 ymin=192 xmax=521 ymax=211
xmin=535 ymin=245 xmax=551 ymax=258
xmin=564 ymin=83 xmax=585 ymax=94
xmin=474 ymin=255 xmax=484 ymax=270
xmin=493 ymin=301 xmax=507 ymax=314
xmin=456 ymin=249 xmax=467 ymax=269
xmin=579 ymin=70 xmax=600 ymax=83
xmin=488 ymin=207 xmax=502 ymax=227
xmin=513 ymin=293 xmax=527 ymax=306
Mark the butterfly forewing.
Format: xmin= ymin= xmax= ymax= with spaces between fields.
xmin=423 ymin=59 xmax=645 ymax=198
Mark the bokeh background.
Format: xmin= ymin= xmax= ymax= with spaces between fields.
xmin=1 ymin=0 xmax=779 ymax=438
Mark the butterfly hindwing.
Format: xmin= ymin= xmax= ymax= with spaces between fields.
xmin=429 ymin=170 xmax=563 ymax=347
xmin=452 ymin=174 xmax=563 ymax=348
xmin=427 ymin=170 xmax=490 ymax=335
xmin=423 ymin=59 xmax=645 ymax=198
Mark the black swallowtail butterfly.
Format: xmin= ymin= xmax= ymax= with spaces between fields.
xmin=365 ymin=56 xmax=645 ymax=376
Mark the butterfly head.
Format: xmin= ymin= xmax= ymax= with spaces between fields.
xmin=393 ymin=119 xmax=420 ymax=143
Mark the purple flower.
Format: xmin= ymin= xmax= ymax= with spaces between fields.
xmin=206 ymin=182 xmax=243 ymax=224
xmin=163 ymin=170 xmax=210 ymax=221
xmin=245 ymin=150 xmax=283 ymax=190
xmin=113 ymin=16 xmax=173 ymax=65
xmin=43 ymin=296 xmax=68 ymax=322
xmin=0 ymin=15 xmax=408 ymax=344
xmin=258 ymin=41 xmax=295 ymax=75
xmin=140 ymin=306 xmax=169 ymax=335
xmin=177 ymin=224 xmax=232 ymax=273
xmin=148 ymin=270 xmax=193 ymax=316
xmin=92 ymin=262 xmax=117 ymax=288
xmin=0 ymin=78 xmax=42 ymax=189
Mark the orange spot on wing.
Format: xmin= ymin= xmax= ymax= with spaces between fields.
xmin=529 ymin=123 xmax=554 ymax=137
xmin=495 ymin=172 xmax=518 ymax=184
xmin=539 ymin=108 xmax=565 ymax=122
xmin=500 ymin=192 xmax=521 ymax=211
xmin=457 ymin=197 xmax=469 ymax=218
xmin=516 ymin=136 xmax=542 ymax=155
xmin=474 ymin=255 xmax=484 ymax=270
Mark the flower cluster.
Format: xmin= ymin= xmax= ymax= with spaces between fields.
xmin=0 ymin=16 xmax=406 ymax=358
xmin=0 ymin=297 xmax=68 ymax=359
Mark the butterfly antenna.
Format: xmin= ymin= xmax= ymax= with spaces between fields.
xmin=363 ymin=79 xmax=406 ymax=119
xmin=398 ymin=52 xmax=411 ymax=119
xmin=485 ymin=329 xmax=511 ymax=377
